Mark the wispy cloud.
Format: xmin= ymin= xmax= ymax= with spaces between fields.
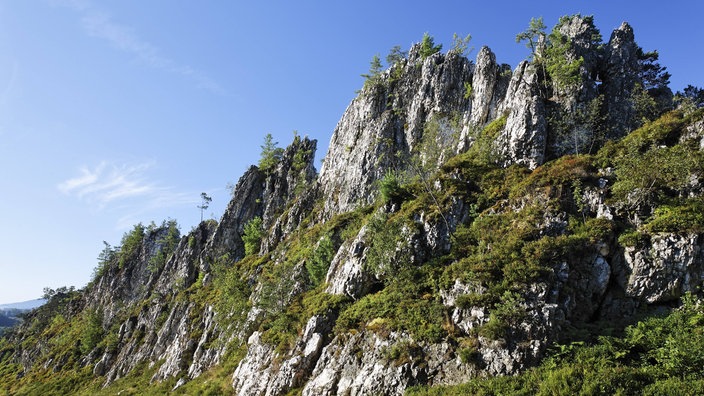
xmin=52 ymin=0 xmax=225 ymax=94
xmin=58 ymin=161 xmax=156 ymax=205
xmin=58 ymin=161 xmax=200 ymax=219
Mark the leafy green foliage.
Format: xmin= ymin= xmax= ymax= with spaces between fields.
xmin=465 ymin=115 xmax=507 ymax=165
xmin=335 ymin=264 xmax=447 ymax=343
xmin=258 ymin=133 xmax=284 ymax=174
xmin=306 ymin=232 xmax=334 ymax=286
xmin=612 ymin=145 xmax=699 ymax=208
xmin=415 ymin=113 xmax=462 ymax=178
xmin=148 ymin=220 xmax=180 ymax=273
xmin=544 ymin=30 xmax=584 ymax=91
xmin=419 ymin=32 xmax=442 ymax=59
xmin=463 ymin=81 xmax=472 ymax=99
xmin=644 ymin=199 xmax=704 ymax=233
xmin=118 ymin=223 xmax=145 ymax=269
xmin=676 ymin=84 xmax=704 ymax=108
xmin=242 ymin=216 xmax=264 ymax=256
xmin=409 ymin=294 xmax=704 ymax=395
xmin=450 ymin=33 xmax=472 ymax=56
xmin=197 ymin=192 xmax=212 ymax=222
xmin=92 ymin=241 xmax=116 ymax=281
xmin=478 ymin=291 xmax=527 ymax=340
xmin=211 ymin=254 xmax=252 ymax=327
xmin=364 ymin=213 xmax=413 ymax=276
xmin=378 ymin=170 xmax=408 ymax=204
xmin=361 ymin=54 xmax=384 ymax=90
xmin=515 ymin=16 xmax=546 ymax=60
xmin=550 ymin=94 xmax=608 ymax=156
xmin=637 ymin=49 xmax=671 ymax=102
xmin=618 ymin=230 xmax=649 ymax=248
xmin=386 ymin=45 xmax=407 ymax=66
xmin=80 ymin=309 xmax=103 ymax=354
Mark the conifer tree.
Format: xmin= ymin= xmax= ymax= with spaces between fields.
xmin=258 ymin=133 xmax=284 ymax=174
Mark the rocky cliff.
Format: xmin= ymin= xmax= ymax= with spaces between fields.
xmin=1 ymin=15 xmax=702 ymax=396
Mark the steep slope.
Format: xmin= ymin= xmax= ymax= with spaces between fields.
xmin=1 ymin=15 xmax=702 ymax=396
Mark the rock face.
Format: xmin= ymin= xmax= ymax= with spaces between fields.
xmin=461 ymin=46 xmax=511 ymax=150
xmin=325 ymin=225 xmax=372 ymax=299
xmin=603 ymin=22 xmax=640 ymax=139
xmin=497 ymin=61 xmax=547 ymax=169
xmin=622 ymin=234 xmax=704 ymax=303
xmin=318 ymin=47 xmax=473 ymax=217
xmin=232 ymin=315 xmax=330 ymax=396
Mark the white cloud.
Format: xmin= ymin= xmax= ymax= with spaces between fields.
xmin=53 ymin=0 xmax=224 ymax=95
xmin=58 ymin=161 xmax=200 ymax=216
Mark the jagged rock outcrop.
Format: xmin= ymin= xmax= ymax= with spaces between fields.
xmin=303 ymin=332 xmax=476 ymax=396
xmin=325 ymin=225 xmax=372 ymax=299
xmin=318 ymin=48 xmax=473 ymax=217
xmin=208 ymin=167 xmax=265 ymax=260
xmin=603 ymin=22 xmax=640 ymax=139
xmin=232 ymin=315 xmax=331 ymax=396
xmin=209 ymin=136 xmax=318 ymax=259
xmin=621 ymin=234 xmax=704 ymax=303
xmin=96 ymin=221 xmax=222 ymax=385
xmin=467 ymin=47 xmax=511 ymax=128
xmin=497 ymin=61 xmax=547 ymax=169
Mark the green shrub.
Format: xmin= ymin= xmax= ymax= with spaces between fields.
xmin=378 ymin=170 xmax=408 ymax=204
xmin=458 ymin=338 xmax=481 ymax=364
xmin=92 ymin=241 xmax=116 ymax=281
xmin=464 ymin=115 xmax=507 ymax=165
xmin=335 ymin=265 xmax=446 ymax=343
xmin=419 ymin=32 xmax=442 ymax=59
xmin=148 ymin=220 xmax=180 ymax=273
xmin=412 ymin=293 xmax=704 ymax=395
xmin=211 ymin=254 xmax=252 ymax=326
xmin=80 ymin=309 xmax=103 ymax=354
xmin=306 ymin=232 xmax=334 ymax=286
xmin=118 ymin=223 xmax=145 ymax=269
xmin=618 ymin=230 xmax=648 ymax=247
xmin=463 ymin=82 xmax=472 ymax=99
xmin=242 ymin=217 xmax=264 ymax=256
xmin=478 ymin=291 xmax=526 ymax=340
xmin=258 ymin=133 xmax=284 ymax=174
xmin=645 ymin=199 xmax=704 ymax=233
xmin=595 ymin=110 xmax=686 ymax=168
xmin=612 ymin=144 xmax=699 ymax=208
xmin=361 ymin=54 xmax=384 ymax=90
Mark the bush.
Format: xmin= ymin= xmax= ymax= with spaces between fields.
xmin=306 ymin=233 xmax=334 ymax=286
xmin=478 ymin=291 xmax=526 ymax=340
xmin=148 ymin=220 xmax=180 ymax=273
xmin=80 ymin=309 xmax=103 ymax=354
xmin=378 ymin=170 xmax=408 ymax=204
xmin=118 ymin=223 xmax=145 ymax=269
xmin=645 ymin=199 xmax=704 ymax=233
xmin=618 ymin=230 xmax=649 ymax=247
xmin=242 ymin=217 xmax=263 ymax=256
xmin=419 ymin=32 xmax=442 ymax=59
xmin=611 ymin=145 xmax=699 ymax=208
xmin=258 ymin=133 xmax=284 ymax=174
xmin=335 ymin=265 xmax=447 ymax=343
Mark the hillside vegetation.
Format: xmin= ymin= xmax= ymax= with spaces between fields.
xmin=2 ymin=15 xmax=704 ymax=396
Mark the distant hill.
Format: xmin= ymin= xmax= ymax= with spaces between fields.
xmin=0 ymin=312 xmax=18 ymax=328
xmin=0 ymin=299 xmax=46 ymax=311
xmin=0 ymin=299 xmax=45 ymax=334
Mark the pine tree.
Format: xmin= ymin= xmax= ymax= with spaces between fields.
xmin=419 ymin=32 xmax=442 ymax=59
xmin=258 ymin=133 xmax=284 ymax=173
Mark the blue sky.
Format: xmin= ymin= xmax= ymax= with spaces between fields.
xmin=0 ymin=0 xmax=702 ymax=303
